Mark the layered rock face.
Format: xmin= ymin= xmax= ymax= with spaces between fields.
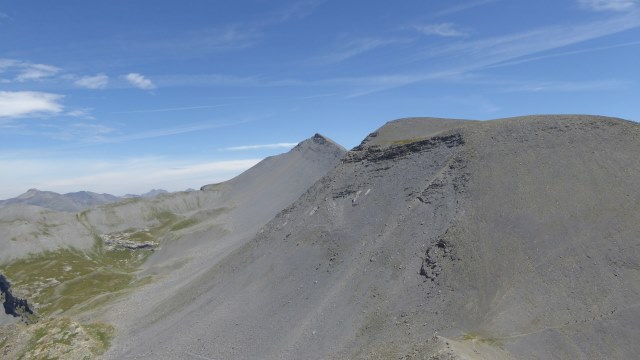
xmin=0 ymin=274 xmax=35 ymax=324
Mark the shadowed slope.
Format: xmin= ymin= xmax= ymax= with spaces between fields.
xmin=0 ymin=134 xmax=346 ymax=359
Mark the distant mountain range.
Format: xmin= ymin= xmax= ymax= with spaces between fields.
xmin=0 ymin=188 xmax=169 ymax=212
xmin=123 ymin=189 xmax=169 ymax=199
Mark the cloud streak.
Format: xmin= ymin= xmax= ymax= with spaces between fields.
xmin=435 ymin=0 xmax=500 ymax=16
xmin=413 ymin=23 xmax=469 ymax=37
xmin=486 ymin=40 xmax=640 ymax=68
xmin=578 ymin=0 xmax=639 ymax=11
xmin=345 ymin=12 xmax=640 ymax=96
xmin=113 ymin=105 xmax=224 ymax=114
xmin=89 ymin=120 xmax=254 ymax=144
xmin=0 ymin=59 xmax=60 ymax=82
xmin=317 ymin=38 xmax=409 ymax=64
xmin=429 ymin=12 xmax=640 ymax=67
xmin=502 ymin=79 xmax=632 ymax=92
xmin=75 ymin=74 xmax=109 ymax=89
xmin=0 ymin=91 xmax=64 ymax=118
xmin=272 ymin=0 xmax=325 ymax=23
xmin=125 ymin=73 xmax=156 ymax=89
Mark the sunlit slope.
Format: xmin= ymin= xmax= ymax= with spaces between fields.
xmin=0 ymin=134 xmax=346 ymax=359
xmin=110 ymin=115 xmax=640 ymax=359
xmin=0 ymin=205 xmax=95 ymax=262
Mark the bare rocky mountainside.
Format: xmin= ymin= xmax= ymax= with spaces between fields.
xmin=1 ymin=115 xmax=639 ymax=359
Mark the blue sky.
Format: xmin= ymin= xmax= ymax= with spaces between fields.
xmin=1 ymin=0 xmax=639 ymax=198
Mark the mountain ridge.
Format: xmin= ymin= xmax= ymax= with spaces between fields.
xmin=106 ymin=114 xmax=640 ymax=359
xmin=0 ymin=188 xmax=170 ymax=213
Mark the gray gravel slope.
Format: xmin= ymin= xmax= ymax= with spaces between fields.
xmin=106 ymin=115 xmax=640 ymax=360
xmin=100 ymin=134 xmax=347 ymax=356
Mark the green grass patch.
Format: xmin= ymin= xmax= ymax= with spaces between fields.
xmin=0 ymin=242 xmax=151 ymax=317
xmin=18 ymin=318 xmax=115 ymax=359
xmin=390 ymin=137 xmax=427 ymax=146
xmin=461 ymin=333 xmax=502 ymax=347
xmin=127 ymin=230 xmax=153 ymax=242
xmin=84 ymin=322 xmax=115 ymax=352
xmin=170 ymin=218 xmax=199 ymax=231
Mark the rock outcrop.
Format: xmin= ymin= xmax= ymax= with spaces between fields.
xmin=0 ymin=274 xmax=35 ymax=324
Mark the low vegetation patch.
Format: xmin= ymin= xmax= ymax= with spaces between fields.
xmin=390 ymin=137 xmax=427 ymax=146
xmin=170 ymin=218 xmax=199 ymax=232
xmin=0 ymin=241 xmax=150 ymax=317
xmin=17 ymin=317 xmax=114 ymax=359
xmin=461 ymin=332 xmax=502 ymax=348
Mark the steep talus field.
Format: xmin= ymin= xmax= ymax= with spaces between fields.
xmin=107 ymin=115 xmax=640 ymax=360
xmin=446 ymin=115 xmax=640 ymax=358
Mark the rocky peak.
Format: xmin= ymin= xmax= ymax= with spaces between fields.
xmin=293 ymin=133 xmax=345 ymax=155
xmin=15 ymin=188 xmax=46 ymax=200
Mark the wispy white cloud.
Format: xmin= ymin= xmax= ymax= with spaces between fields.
xmin=503 ymin=79 xmax=632 ymax=92
xmin=413 ymin=23 xmax=469 ymax=37
xmin=435 ymin=0 xmax=500 ymax=16
xmin=0 ymin=59 xmax=60 ymax=82
xmin=16 ymin=63 xmax=60 ymax=82
xmin=32 ymin=122 xmax=114 ymax=141
xmin=0 ymin=91 xmax=64 ymax=118
xmin=435 ymin=12 xmax=640 ymax=67
xmin=147 ymin=26 xmax=258 ymax=55
xmin=155 ymin=73 xmax=297 ymax=88
xmin=65 ymin=108 xmax=95 ymax=119
xmin=113 ymin=105 xmax=224 ymax=114
xmin=148 ymin=1 xmax=324 ymax=56
xmin=75 ymin=74 xmax=109 ymax=89
xmin=578 ymin=0 xmax=638 ymax=11
xmin=335 ymin=12 xmax=640 ymax=97
xmin=0 ymin=12 xmax=9 ymax=20
xmin=223 ymin=142 xmax=298 ymax=151
xmin=332 ymin=71 xmax=461 ymax=98
xmin=317 ymin=37 xmax=410 ymax=64
xmin=125 ymin=72 xmax=156 ymax=90
xmin=0 ymin=59 xmax=19 ymax=70
xmin=272 ymin=0 xmax=325 ymax=23
xmin=189 ymin=27 xmax=257 ymax=51
xmin=89 ymin=120 xmax=254 ymax=144
xmin=486 ymin=40 xmax=640 ymax=68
